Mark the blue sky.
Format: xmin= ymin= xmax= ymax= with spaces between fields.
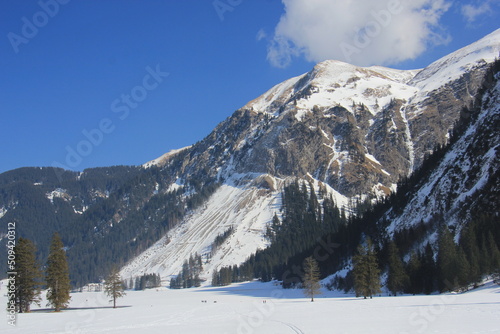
xmin=1 ymin=0 xmax=498 ymax=173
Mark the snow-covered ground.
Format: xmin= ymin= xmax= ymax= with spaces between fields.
xmin=2 ymin=279 xmax=499 ymax=334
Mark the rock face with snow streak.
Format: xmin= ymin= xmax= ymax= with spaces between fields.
xmin=153 ymin=29 xmax=499 ymax=199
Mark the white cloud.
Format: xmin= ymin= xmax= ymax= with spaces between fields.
xmin=461 ymin=1 xmax=492 ymax=23
xmin=267 ymin=0 xmax=452 ymax=67
xmin=256 ymin=28 xmax=268 ymax=42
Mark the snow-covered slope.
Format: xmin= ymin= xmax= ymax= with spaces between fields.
xmin=409 ymin=28 xmax=500 ymax=93
xmin=121 ymin=176 xmax=281 ymax=281
xmin=121 ymin=174 xmax=351 ymax=283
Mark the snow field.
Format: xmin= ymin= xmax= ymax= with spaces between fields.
xmin=1 ymin=280 xmax=499 ymax=334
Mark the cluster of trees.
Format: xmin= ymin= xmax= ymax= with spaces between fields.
xmin=332 ymin=217 xmax=500 ymax=297
xmin=170 ymin=254 xmax=203 ymax=289
xmin=9 ymin=233 xmax=71 ymax=312
xmin=11 ymin=232 xmax=128 ymax=312
xmin=128 ymin=273 xmax=162 ymax=290
xmin=211 ymin=264 xmax=254 ymax=286
xmin=437 ymin=218 xmax=500 ymax=292
xmin=216 ymin=181 xmax=353 ymax=287
xmin=210 ymin=227 xmax=234 ymax=257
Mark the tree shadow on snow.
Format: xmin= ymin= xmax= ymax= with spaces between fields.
xmin=194 ymin=281 xmax=354 ymax=300
xmin=30 ymin=305 xmax=132 ymax=313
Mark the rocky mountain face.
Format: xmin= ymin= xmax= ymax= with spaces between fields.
xmin=154 ymin=30 xmax=498 ymax=200
xmin=385 ymin=61 xmax=500 ymax=236
xmin=122 ymin=29 xmax=500 ymax=282
xmin=1 ymin=29 xmax=499 ymax=286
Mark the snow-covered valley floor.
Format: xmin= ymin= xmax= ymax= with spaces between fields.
xmin=2 ymin=280 xmax=499 ymax=334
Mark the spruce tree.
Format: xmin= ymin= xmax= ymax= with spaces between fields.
xmin=104 ymin=267 xmax=126 ymax=308
xmin=437 ymin=225 xmax=459 ymax=292
xmin=406 ymin=251 xmax=422 ymax=295
xmin=387 ymin=242 xmax=409 ymax=296
xmin=353 ymin=238 xmax=381 ymax=299
xmin=45 ymin=232 xmax=71 ymax=312
xmin=211 ymin=270 xmax=220 ymax=287
xmin=12 ymin=238 xmax=42 ymax=313
xmin=486 ymin=232 xmax=500 ymax=274
xmin=302 ymin=256 xmax=321 ymax=302
xmin=460 ymin=223 xmax=481 ymax=287
xmin=421 ymin=243 xmax=437 ymax=294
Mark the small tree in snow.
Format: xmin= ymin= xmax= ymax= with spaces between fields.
xmin=303 ymin=256 xmax=322 ymax=302
xmin=104 ymin=267 xmax=126 ymax=308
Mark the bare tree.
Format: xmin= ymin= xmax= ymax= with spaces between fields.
xmin=104 ymin=267 xmax=126 ymax=308
xmin=303 ymin=256 xmax=321 ymax=302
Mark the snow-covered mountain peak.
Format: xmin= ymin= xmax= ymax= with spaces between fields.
xmin=143 ymin=146 xmax=192 ymax=168
xmin=244 ymin=29 xmax=500 ymax=120
xmin=310 ymin=59 xmax=417 ymax=85
xmin=244 ymin=59 xmax=420 ymax=118
xmin=409 ymin=28 xmax=500 ymax=92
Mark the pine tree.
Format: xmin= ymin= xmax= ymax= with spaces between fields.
xmin=486 ymin=232 xmax=500 ymax=274
xmin=387 ymin=242 xmax=409 ymax=296
xmin=211 ymin=270 xmax=220 ymax=287
xmin=421 ymin=243 xmax=437 ymax=294
xmin=302 ymin=256 xmax=321 ymax=302
xmin=104 ymin=267 xmax=126 ymax=308
xmin=437 ymin=225 xmax=459 ymax=292
xmin=353 ymin=238 xmax=381 ymax=299
xmin=460 ymin=223 xmax=481 ymax=287
xmin=12 ymin=238 xmax=42 ymax=313
xmin=45 ymin=232 xmax=71 ymax=312
xmin=406 ymin=251 xmax=422 ymax=295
